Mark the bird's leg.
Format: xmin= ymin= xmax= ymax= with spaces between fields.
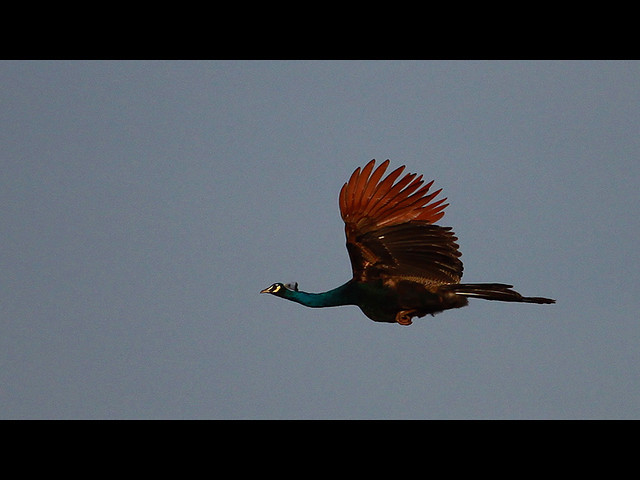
xmin=395 ymin=309 xmax=417 ymax=326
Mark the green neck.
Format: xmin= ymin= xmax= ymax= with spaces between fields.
xmin=281 ymin=281 xmax=357 ymax=308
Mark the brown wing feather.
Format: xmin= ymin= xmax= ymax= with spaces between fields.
xmin=340 ymin=159 xmax=448 ymax=235
xmin=339 ymin=160 xmax=461 ymax=284
xmin=347 ymin=222 xmax=463 ymax=284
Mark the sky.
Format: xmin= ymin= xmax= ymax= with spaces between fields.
xmin=1 ymin=60 xmax=639 ymax=419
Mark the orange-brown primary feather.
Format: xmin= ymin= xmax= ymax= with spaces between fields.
xmin=339 ymin=159 xmax=448 ymax=236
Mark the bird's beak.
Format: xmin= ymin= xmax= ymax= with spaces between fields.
xmin=260 ymin=288 xmax=269 ymax=294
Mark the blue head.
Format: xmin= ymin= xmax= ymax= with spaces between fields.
xmin=260 ymin=282 xmax=299 ymax=297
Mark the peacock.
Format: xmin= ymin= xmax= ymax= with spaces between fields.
xmin=261 ymin=159 xmax=555 ymax=325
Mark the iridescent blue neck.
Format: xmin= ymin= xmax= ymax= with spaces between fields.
xmin=281 ymin=281 xmax=357 ymax=308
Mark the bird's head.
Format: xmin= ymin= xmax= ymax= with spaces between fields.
xmin=260 ymin=282 xmax=299 ymax=297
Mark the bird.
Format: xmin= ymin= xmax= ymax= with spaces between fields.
xmin=261 ymin=159 xmax=555 ymax=325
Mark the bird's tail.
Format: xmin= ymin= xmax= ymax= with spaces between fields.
xmin=441 ymin=283 xmax=555 ymax=304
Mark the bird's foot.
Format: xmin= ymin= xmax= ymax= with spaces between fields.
xmin=395 ymin=310 xmax=417 ymax=326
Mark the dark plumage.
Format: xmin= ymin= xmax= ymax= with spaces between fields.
xmin=261 ymin=159 xmax=555 ymax=325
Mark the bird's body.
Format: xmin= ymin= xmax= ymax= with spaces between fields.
xmin=261 ymin=159 xmax=554 ymax=325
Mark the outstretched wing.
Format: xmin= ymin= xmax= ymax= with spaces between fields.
xmin=339 ymin=159 xmax=463 ymax=285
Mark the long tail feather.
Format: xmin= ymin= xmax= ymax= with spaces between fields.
xmin=441 ymin=283 xmax=555 ymax=304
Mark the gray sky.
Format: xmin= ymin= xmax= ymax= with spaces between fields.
xmin=2 ymin=60 xmax=639 ymax=419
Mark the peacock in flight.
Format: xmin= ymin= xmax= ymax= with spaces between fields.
xmin=261 ymin=159 xmax=555 ymax=325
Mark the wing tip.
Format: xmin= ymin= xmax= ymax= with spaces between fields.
xmin=340 ymin=159 xmax=447 ymax=229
